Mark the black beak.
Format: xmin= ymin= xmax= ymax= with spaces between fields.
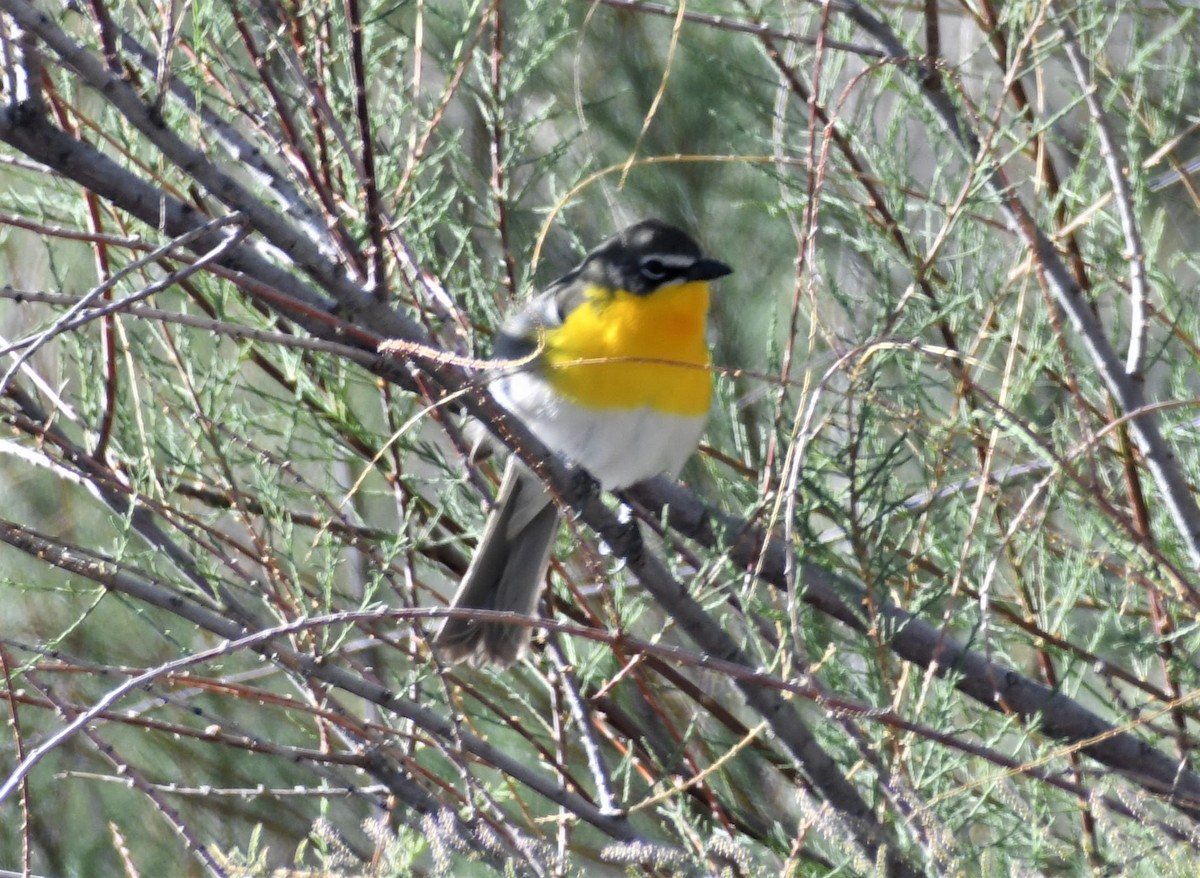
xmin=686 ymin=257 xmax=733 ymax=282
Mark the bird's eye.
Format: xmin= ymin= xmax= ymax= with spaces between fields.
xmin=640 ymin=258 xmax=668 ymax=281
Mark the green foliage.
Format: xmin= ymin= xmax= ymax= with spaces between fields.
xmin=3 ymin=0 xmax=1200 ymax=875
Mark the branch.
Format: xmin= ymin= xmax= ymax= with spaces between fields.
xmin=833 ymin=0 xmax=1200 ymax=577
xmin=1054 ymin=11 xmax=1149 ymax=376
xmin=0 ymin=105 xmax=426 ymax=365
xmin=629 ymin=477 xmax=1200 ymax=821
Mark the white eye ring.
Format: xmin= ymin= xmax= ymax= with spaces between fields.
xmin=640 ymin=258 xmax=667 ymax=280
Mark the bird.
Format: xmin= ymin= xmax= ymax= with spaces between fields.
xmin=434 ymin=219 xmax=732 ymax=666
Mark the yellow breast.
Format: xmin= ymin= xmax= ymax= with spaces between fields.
xmin=542 ymin=281 xmax=712 ymax=416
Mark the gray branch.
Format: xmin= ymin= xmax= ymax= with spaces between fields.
xmin=629 ymin=477 xmax=1200 ymax=822
xmin=835 ymin=0 xmax=1200 ymax=576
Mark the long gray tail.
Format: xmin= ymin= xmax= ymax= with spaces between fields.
xmin=434 ymin=460 xmax=560 ymax=666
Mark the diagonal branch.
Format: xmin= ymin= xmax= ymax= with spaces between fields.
xmin=629 ymin=477 xmax=1200 ymax=821
xmin=1 ymin=0 xmax=380 ymax=321
xmin=0 ymin=518 xmax=661 ymax=849
xmin=0 ymin=76 xmax=920 ymax=875
xmin=832 ymin=0 xmax=1200 ymax=578
xmin=1053 ymin=11 xmax=1150 ymax=376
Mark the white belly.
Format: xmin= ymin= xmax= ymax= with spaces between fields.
xmin=491 ymin=371 xmax=707 ymax=490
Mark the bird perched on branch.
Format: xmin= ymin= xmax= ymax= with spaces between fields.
xmin=435 ymin=219 xmax=732 ymax=666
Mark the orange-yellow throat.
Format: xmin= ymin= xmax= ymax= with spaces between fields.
xmin=543 ymin=280 xmax=712 ymax=416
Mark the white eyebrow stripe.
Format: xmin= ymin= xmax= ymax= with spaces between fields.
xmin=641 ymin=254 xmax=697 ymax=267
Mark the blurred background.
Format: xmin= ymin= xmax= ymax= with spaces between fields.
xmin=3 ymin=0 xmax=1200 ymax=874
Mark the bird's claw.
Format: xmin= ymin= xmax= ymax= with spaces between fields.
xmin=565 ymin=466 xmax=601 ymax=515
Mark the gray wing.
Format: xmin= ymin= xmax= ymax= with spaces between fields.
xmin=492 ymin=269 xmax=591 ymax=362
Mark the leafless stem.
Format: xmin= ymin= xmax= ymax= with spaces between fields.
xmin=832 ymin=0 xmax=1200 ymax=578
xmin=1054 ymin=9 xmax=1150 ymax=376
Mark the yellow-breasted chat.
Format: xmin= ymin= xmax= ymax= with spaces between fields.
xmin=436 ymin=219 xmax=732 ymax=666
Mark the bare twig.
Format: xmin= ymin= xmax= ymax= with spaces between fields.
xmin=831 ymin=0 xmax=1200 ymax=579
xmin=629 ymin=477 xmax=1200 ymax=822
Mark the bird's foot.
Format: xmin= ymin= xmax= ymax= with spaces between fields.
xmin=564 ymin=465 xmax=601 ymax=515
xmin=599 ymin=507 xmax=644 ymax=564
